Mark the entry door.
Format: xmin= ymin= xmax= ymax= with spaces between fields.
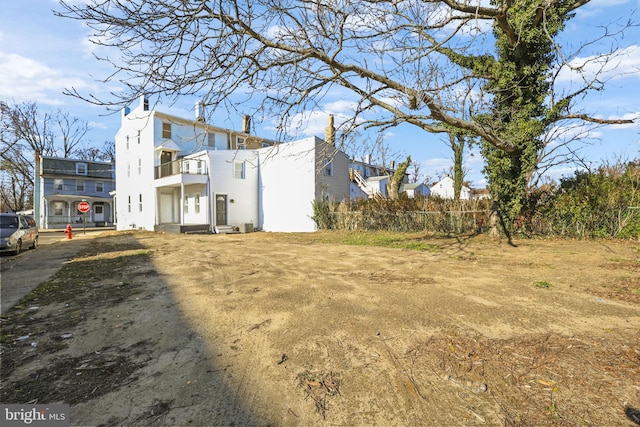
xmin=216 ymin=195 xmax=227 ymax=225
xmin=160 ymin=193 xmax=174 ymax=223
xmin=94 ymin=204 xmax=104 ymax=221
xmin=160 ymin=151 xmax=172 ymax=177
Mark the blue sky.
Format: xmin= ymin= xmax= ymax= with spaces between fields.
xmin=1 ymin=0 xmax=639 ymax=187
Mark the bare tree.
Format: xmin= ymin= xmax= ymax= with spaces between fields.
xmin=57 ymin=0 xmax=636 ymax=227
xmin=56 ymin=110 xmax=89 ymax=157
xmin=0 ymin=100 xmax=93 ymax=210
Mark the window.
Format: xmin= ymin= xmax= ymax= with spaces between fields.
xmin=323 ymin=159 xmax=333 ymax=176
xmin=53 ymin=202 xmax=64 ymax=216
xmin=126 ymin=135 xmax=129 ymax=150
xmin=184 ymin=194 xmax=189 ymax=214
xmin=234 ymin=161 xmax=245 ymax=179
xmin=137 ymin=130 xmax=141 ymax=144
xmin=77 ymin=180 xmax=85 ymax=191
xmin=95 ymin=205 xmax=103 ymax=215
xmin=95 ymin=181 xmax=104 ymax=192
xmin=195 ymin=193 xmax=201 ymax=214
xmin=138 ymin=194 xmax=143 ymax=212
xmin=76 ymin=162 xmax=88 ymax=175
xmin=262 ymin=142 xmax=271 ymax=148
xmin=237 ymin=137 xmax=246 ymax=149
xmin=183 ymin=161 xmax=190 ymax=174
xmin=127 ymin=162 xmax=131 ymax=178
xmin=54 ymin=179 xmax=63 ymax=190
xmin=128 ymin=196 xmax=131 ymax=213
xmin=138 ymin=158 xmax=142 ymax=175
xmin=162 ymin=122 xmax=172 ymax=139
xmin=197 ymin=160 xmax=204 ymax=174
xmin=207 ymin=132 xmax=215 ymax=147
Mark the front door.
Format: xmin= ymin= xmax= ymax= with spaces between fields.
xmin=216 ymin=195 xmax=227 ymax=225
xmin=94 ymin=204 xmax=104 ymax=222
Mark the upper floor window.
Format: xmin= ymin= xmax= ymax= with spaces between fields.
xmin=95 ymin=181 xmax=104 ymax=192
xmin=162 ymin=122 xmax=172 ymax=139
xmin=54 ymin=179 xmax=63 ymax=190
xmin=234 ymin=161 xmax=245 ymax=179
xmin=262 ymin=142 xmax=271 ymax=148
xmin=76 ymin=162 xmax=88 ymax=175
xmin=137 ymin=130 xmax=141 ymax=144
xmin=138 ymin=158 xmax=142 ymax=175
xmin=127 ymin=162 xmax=131 ymax=177
xmin=197 ymin=160 xmax=204 ymax=174
xmin=77 ymin=180 xmax=85 ymax=191
xmin=323 ymin=159 xmax=333 ymax=176
xmin=207 ymin=132 xmax=215 ymax=147
xmin=236 ymin=137 xmax=246 ymax=149
xmin=126 ymin=135 xmax=130 ymax=150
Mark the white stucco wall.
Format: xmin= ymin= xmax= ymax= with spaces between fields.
xmin=208 ymin=150 xmax=260 ymax=228
xmin=259 ymin=138 xmax=319 ymax=232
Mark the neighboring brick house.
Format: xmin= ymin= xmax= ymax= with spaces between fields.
xmin=33 ymin=153 xmax=115 ymax=229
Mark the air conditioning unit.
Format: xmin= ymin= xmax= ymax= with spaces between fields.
xmin=240 ymin=223 xmax=253 ymax=233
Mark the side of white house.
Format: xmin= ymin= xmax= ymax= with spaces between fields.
xmin=430 ymin=176 xmax=471 ymax=200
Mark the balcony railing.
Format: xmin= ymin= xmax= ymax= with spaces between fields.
xmin=155 ymin=159 xmax=207 ymax=179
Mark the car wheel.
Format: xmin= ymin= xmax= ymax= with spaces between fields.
xmin=13 ymin=239 xmax=21 ymax=255
xmin=30 ymin=237 xmax=38 ymax=250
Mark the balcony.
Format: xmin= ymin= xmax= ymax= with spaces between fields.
xmin=154 ymin=158 xmax=208 ymax=187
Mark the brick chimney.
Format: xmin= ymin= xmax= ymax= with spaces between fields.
xmin=325 ymin=114 xmax=335 ymax=146
xmin=242 ymin=115 xmax=251 ymax=134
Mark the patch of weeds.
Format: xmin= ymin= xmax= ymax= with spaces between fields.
xmin=338 ymin=233 xmax=442 ymax=252
xmin=534 ymin=280 xmax=553 ymax=289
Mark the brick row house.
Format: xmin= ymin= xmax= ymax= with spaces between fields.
xmin=34 ymin=153 xmax=115 ymax=229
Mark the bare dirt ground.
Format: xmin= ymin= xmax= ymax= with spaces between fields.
xmin=1 ymin=231 xmax=639 ymax=426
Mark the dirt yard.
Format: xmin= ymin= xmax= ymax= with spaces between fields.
xmin=1 ymin=231 xmax=639 ymax=426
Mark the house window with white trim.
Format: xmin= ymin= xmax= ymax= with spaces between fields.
xmin=323 ymin=159 xmax=333 ymax=176
xmin=53 ymin=202 xmax=64 ymax=216
xmin=207 ymin=132 xmax=215 ymax=147
xmin=234 ymin=161 xmax=245 ymax=179
xmin=195 ymin=193 xmax=201 ymax=214
xmin=128 ymin=196 xmax=131 ymax=213
xmin=138 ymin=194 xmax=143 ymax=212
xmin=54 ymin=179 xmax=63 ymax=190
xmin=137 ymin=130 xmax=141 ymax=144
xmin=95 ymin=181 xmax=104 ymax=192
xmin=76 ymin=180 xmax=85 ymax=191
xmin=76 ymin=162 xmax=88 ymax=175
xmin=197 ymin=160 xmax=204 ymax=174
xmin=236 ymin=137 xmax=246 ymax=149
xmin=162 ymin=122 xmax=172 ymax=139
xmin=184 ymin=194 xmax=189 ymax=214
xmin=126 ymin=135 xmax=129 ymax=150
xmin=138 ymin=158 xmax=142 ymax=175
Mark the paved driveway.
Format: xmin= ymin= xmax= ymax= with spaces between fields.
xmin=0 ymin=231 xmax=105 ymax=314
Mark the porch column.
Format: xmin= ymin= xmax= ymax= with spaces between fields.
xmin=180 ymin=182 xmax=185 ymax=226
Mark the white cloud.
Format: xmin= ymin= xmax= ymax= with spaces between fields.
xmin=0 ymin=52 xmax=90 ymax=104
xmin=556 ymin=45 xmax=640 ymax=84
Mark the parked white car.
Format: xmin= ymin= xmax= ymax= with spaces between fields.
xmin=0 ymin=213 xmax=39 ymax=255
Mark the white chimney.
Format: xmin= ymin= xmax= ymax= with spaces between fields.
xmin=195 ymin=101 xmax=205 ymax=121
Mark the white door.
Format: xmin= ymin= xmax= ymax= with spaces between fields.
xmin=160 ymin=193 xmax=175 ymax=223
xmin=94 ymin=205 xmax=104 ymax=221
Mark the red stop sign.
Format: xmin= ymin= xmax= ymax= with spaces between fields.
xmin=78 ymin=201 xmax=90 ymax=213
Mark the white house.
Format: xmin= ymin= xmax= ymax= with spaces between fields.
xmin=400 ymin=182 xmax=431 ymax=198
xmin=114 ymin=95 xmax=350 ymax=233
xmin=429 ymin=176 xmax=471 ymax=200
